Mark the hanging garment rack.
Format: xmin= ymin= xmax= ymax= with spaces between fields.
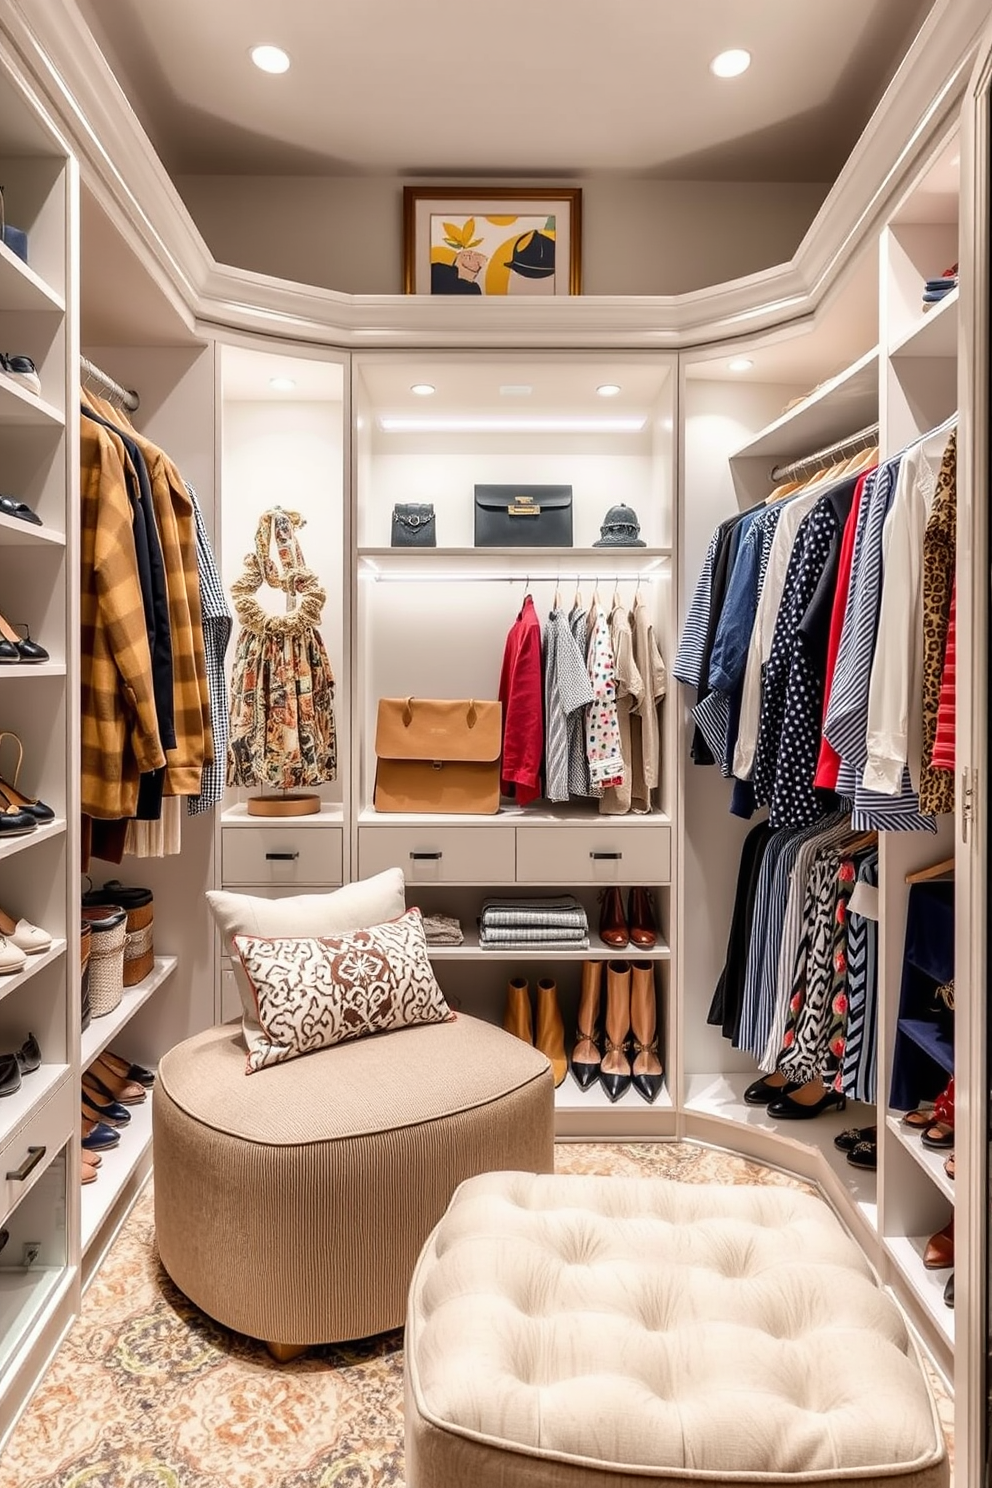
xmin=770 ymin=421 xmax=878 ymax=485
xmin=80 ymin=355 xmax=140 ymax=413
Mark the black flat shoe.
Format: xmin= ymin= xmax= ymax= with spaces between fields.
xmin=767 ymin=1088 xmax=846 ymax=1120
xmin=833 ymin=1124 xmax=877 ymax=1153
xmin=0 ymin=808 xmax=35 ymax=836
xmin=15 ymin=1032 xmax=40 ymax=1075
xmin=0 ymin=496 xmax=41 ymax=526
xmin=0 ymin=1052 xmax=21 ymax=1096
xmin=743 ymin=1074 xmax=796 ymax=1106
xmin=846 ymin=1140 xmax=877 ymax=1170
xmin=944 ymin=1272 xmax=954 ymax=1308
xmin=81 ymin=1091 xmax=130 ymax=1127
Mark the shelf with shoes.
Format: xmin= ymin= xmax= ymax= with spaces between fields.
xmin=889 ymin=285 xmax=959 ymax=360
xmin=80 ymin=957 xmax=178 ymax=1070
xmin=0 ymin=235 xmax=64 ymax=316
xmin=0 ymin=371 xmax=62 ymax=427
xmin=883 ymin=1233 xmax=955 ymax=1347
xmin=80 ymin=1094 xmax=153 ymax=1256
xmin=0 ymin=510 xmax=64 ymax=547
xmin=0 ymin=940 xmax=66 ymax=1012
xmin=886 ymin=1114 xmax=955 ymax=1205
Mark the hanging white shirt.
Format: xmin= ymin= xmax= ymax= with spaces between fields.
xmin=862 ymin=425 xmax=951 ymax=795
xmin=732 ymin=485 xmax=826 ymax=781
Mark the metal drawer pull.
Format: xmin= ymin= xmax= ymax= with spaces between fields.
xmin=590 ymin=851 xmax=622 ymax=860
xmin=410 ymin=851 xmax=443 ymax=860
xmin=265 ymin=851 xmax=300 ymax=861
xmin=6 ymin=1145 xmax=45 ymax=1182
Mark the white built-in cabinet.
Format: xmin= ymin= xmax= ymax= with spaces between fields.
xmin=0 ymin=12 xmax=989 ymax=1480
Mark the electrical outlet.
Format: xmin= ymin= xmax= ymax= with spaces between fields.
xmin=22 ymin=1242 xmax=40 ymax=1268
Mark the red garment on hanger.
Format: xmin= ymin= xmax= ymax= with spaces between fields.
xmin=498 ymin=594 xmax=544 ymax=804
xmin=931 ymin=579 xmax=956 ymax=773
xmin=814 ymin=470 xmax=872 ymax=790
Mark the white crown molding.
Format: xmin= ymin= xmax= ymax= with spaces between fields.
xmin=1 ymin=0 xmax=988 ymax=351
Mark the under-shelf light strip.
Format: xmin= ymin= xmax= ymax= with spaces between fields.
xmin=360 ymin=568 xmax=667 ymax=584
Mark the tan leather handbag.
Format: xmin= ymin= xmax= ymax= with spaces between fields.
xmin=374 ymin=697 xmax=502 ymax=814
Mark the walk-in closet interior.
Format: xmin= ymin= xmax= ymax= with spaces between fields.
xmin=0 ymin=0 xmax=990 ymax=1482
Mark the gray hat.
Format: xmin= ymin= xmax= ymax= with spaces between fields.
xmin=593 ymin=503 xmax=646 ymax=547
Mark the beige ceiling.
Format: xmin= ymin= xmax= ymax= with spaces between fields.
xmin=76 ymin=0 xmax=933 ymax=181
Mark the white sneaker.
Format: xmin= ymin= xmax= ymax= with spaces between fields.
xmin=9 ymin=919 xmax=51 ymax=954
xmin=0 ymin=936 xmax=27 ymax=973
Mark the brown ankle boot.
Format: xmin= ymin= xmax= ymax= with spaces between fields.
xmin=535 ymin=979 xmax=567 ymax=1087
xmin=629 ymin=961 xmax=663 ymax=1103
xmin=503 ymin=978 xmax=533 ymax=1043
xmin=600 ymin=960 xmax=632 ymax=1102
xmin=627 ymin=888 xmax=658 ymax=949
xmin=598 ymin=886 xmax=629 ymax=949
xmin=571 ymin=961 xmax=603 ymax=1090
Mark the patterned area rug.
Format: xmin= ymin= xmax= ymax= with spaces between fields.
xmin=3 ymin=1142 xmax=953 ymax=1487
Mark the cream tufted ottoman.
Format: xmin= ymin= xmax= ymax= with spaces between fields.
xmin=405 ymin=1171 xmax=948 ymax=1488
xmin=153 ymin=1017 xmax=553 ymax=1360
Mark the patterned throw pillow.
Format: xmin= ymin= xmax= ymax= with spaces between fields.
xmin=234 ymin=907 xmax=452 ymax=1073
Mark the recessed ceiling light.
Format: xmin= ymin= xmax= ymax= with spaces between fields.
xmin=410 ymin=383 xmax=436 ymax=396
xmin=597 ymin=384 xmax=622 ymax=397
xmin=710 ymin=49 xmax=751 ymax=79
xmin=269 ymin=376 xmax=296 ymax=391
xmin=728 ymin=357 xmax=754 ymax=373
xmin=499 ymin=384 xmax=533 ymax=396
xmin=250 ymin=44 xmax=291 ymax=74
xmin=379 ymin=415 xmax=646 ymax=434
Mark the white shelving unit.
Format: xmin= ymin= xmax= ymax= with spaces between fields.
xmin=80 ymin=958 xmax=178 ymax=1070
xmin=80 ymin=1097 xmax=153 ymax=1255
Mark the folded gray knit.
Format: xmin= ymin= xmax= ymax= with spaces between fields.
xmin=480 ymin=895 xmax=588 ymax=931
xmin=479 ymin=924 xmax=589 ymax=944
xmin=421 ymin=913 xmax=464 ymax=945
xmin=480 ymin=937 xmax=590 ymax=950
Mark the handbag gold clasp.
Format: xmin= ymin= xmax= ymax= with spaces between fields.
xmin=507 ymin=496 xmax=539 ymax=516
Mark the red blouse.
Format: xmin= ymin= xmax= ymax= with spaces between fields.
xmin=931 ymin=579 xmax=956 ymax=773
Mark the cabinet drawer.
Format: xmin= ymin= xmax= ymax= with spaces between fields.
xmin=221 ymin=826 xmax=343 ymax=887
xmin=516 ymin=825 xmax=671 ymax=885
xmin=358 ymin=826 xmax=516 ymax=885
xmin=0 ymin=1077 xmax=73 ymax=1227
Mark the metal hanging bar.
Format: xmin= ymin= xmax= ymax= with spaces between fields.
xmin=80 ymin=356 xmax=140 ymax=413
xmin=770 ymin=421 xmax=878 ymax=485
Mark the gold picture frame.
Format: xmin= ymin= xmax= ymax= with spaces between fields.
xmin=403 ymin=187 xmax=582 ymax=297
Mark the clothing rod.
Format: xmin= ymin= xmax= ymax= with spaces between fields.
xmin=362 ymin=572 xmax=664 ymax=584
xmin=770 ymin=421 xmax=878 ymax=484
xmin=80 ymin=356 xmax=140 ymax=412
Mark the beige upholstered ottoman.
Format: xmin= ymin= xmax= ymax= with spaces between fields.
xmin=405 ymin=1172 xmax=948 ymax=1488
xmin=153 ymin=1016 xmax=553 ymax=1359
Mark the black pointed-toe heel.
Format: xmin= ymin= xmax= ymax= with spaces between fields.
xmin=570 ymin=1033 xmax=601 ymax=1091
xmin=767 ymin=1086 xmax=846 ymax=1120
xmin=15 ymin=1032 xmax=40 ymax=1075
xmin=631 ymin=1037 xmax=664 ymax=1104
xmin=599 ymin=1035 xmax=631 ymax=1103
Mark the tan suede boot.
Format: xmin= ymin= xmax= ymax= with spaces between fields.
xmin=503 ymin=978 xmax=533 ymax=1044
xmin=571 ymin=960 xmax=603 ymax=1090
xmin=600 ymin=960 xmax=632 ymax=1102
xmin=535 ymin=978 xmax=567 ymax=1087
xmin=630 ymin=960 xmax=664 ymax=1103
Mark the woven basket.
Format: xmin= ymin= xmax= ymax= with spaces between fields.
xmin=82 ymin=880 xmax=154 ymax=988
xmin=81 ymin=905 xmax=127 ymax=1017
xmin=80 ymin=921 xmax=92 ymax=1033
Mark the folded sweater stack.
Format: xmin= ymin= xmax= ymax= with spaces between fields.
xmin=478 ymin=896 xmax=589 ymax=950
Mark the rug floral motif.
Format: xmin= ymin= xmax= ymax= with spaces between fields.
xmin=1 ymin=1142 xmax=953 ymax=1486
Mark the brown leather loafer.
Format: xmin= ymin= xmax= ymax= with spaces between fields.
xmin=923 ymin=1219 xmax=954 ymax=1270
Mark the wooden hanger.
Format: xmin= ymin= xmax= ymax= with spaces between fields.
xmin=905 ymin=856 xmax=954 ymax=884
xmin=839 ymin=829 xmax=878 ymax=856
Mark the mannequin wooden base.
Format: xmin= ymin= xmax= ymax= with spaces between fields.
xmin=246 ymin=793 xmax=321 ymax=817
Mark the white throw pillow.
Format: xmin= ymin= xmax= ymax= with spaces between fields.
xmin=234 ymin=907 xmax=451 ymax=1073
xmin=206 ymin=868 xmax=406 ymax=1051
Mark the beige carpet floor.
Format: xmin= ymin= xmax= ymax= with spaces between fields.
xmin=2 ymin=1141 xmax=953 ymax=1487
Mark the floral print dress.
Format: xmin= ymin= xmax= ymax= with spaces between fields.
xmin=226 ymin=508 xmax=337 ymax=790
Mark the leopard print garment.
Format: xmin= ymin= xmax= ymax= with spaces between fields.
xmin=919 ymin=430 xmax=956 ymax=816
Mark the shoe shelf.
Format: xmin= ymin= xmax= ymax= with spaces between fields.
xmin=0 ymin=376 xmax=62 ymax=427
xmin=885 ymin=1113 xmax=955 ymax=1204
xmin=80 ymin=956 xmax=178 ymax=1070
xmin=427 ymin=929 xmax=671 ymax=961
xmin=554 ymin=1074 xmax=675 ymax=1139
xmin=554 ymin=1078 xmax=673 ymax=1114
xmin=0 ymin=940 xmax=65 ymax=1013
xmin=883 ymin=1233 xmax=954 ymax=1348
xmin=0 ymin=237 xmax=65 ymax=316
xmin=0 ymin=512 xmax=64 ymax=548
xmin=0 ymin=1064 xmax=70 ymax=1152
xmin=683 ymin=1072 xmax=878 ymax=1232
xmin=0 ymin=819 xmax=65 ymax=864
xmin=0 ymin=664 xmax=65 ymax=681
xmin=889 ymin=287 xmax=959 ymax=359
xmin=80 ymin=1095 xmax=153 ymax=1255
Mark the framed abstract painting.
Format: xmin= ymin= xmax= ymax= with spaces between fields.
xmin=403 ymin=188 xmax=582 ymax=296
